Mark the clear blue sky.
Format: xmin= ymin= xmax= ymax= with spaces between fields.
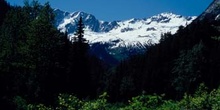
xmin=7 ymin=0 xmax=213 ymax=21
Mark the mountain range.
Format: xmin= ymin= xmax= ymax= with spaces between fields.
xmin=54 ymin=9 xmax=196 ymax=64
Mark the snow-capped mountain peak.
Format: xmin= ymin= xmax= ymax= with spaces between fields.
xmin=55 ymin=9 xmax=196 ymax=47
xmin=56 ymin=10 xmax=100 ymax=33
xmin=150 ymin=12 xmax=177 ymax=23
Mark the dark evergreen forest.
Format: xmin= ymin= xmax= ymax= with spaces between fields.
xmin=1 ymin=0 xmax=220 ymax=109
xmin=0 ymin=0 xmax=104 ymax=108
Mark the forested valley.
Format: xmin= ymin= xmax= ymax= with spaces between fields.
xmin=1 ymin=0 xmax=220 ymax=109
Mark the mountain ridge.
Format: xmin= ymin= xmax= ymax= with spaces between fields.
xmin=54 ymin=9 xmax=196 ymax=64
xmin=55 ymin=9 xmax=196 ymax=46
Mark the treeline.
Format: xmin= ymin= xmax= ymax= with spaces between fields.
xmin=0 ymin=0 xmax=104 ymax=108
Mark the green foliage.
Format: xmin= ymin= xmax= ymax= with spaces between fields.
xmin=208 ymin=88 xmax=220 ymax=110
xmin=27 ymin=104 xmax=53 ymax=110
xmin=124 ymin=93 xmax=163 ymax=110
xmin=81 ymin=92 xmax=108 ymax=110
xmin=27 ymin=92 xmax=108 ymax=110
xmin=158 ymin=100 xmax=179 ymax=110
xmin=25 ymin=84 xmax=220 ymax=110
xmin=56 ymin=94 xmax=83 ymax=110
xmin=178 ymin=83 xmax=209 ymax=109
xmin=122 ymin=92 xmax=177 ymax=110
xmin=178 ymin=83 xmax=220 ymax=110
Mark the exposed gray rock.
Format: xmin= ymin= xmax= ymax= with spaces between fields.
xmin=197 ymin=0 xmax=220 ymax=21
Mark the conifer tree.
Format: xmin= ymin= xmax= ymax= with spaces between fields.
xmin=0 ymin=0 xmax=10 ymax=25
xmin=73 ymin=16 xmax=86 ymax=44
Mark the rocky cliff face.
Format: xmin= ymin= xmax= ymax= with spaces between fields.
xmin=198 ymin=0 xmax=220 ymax=21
